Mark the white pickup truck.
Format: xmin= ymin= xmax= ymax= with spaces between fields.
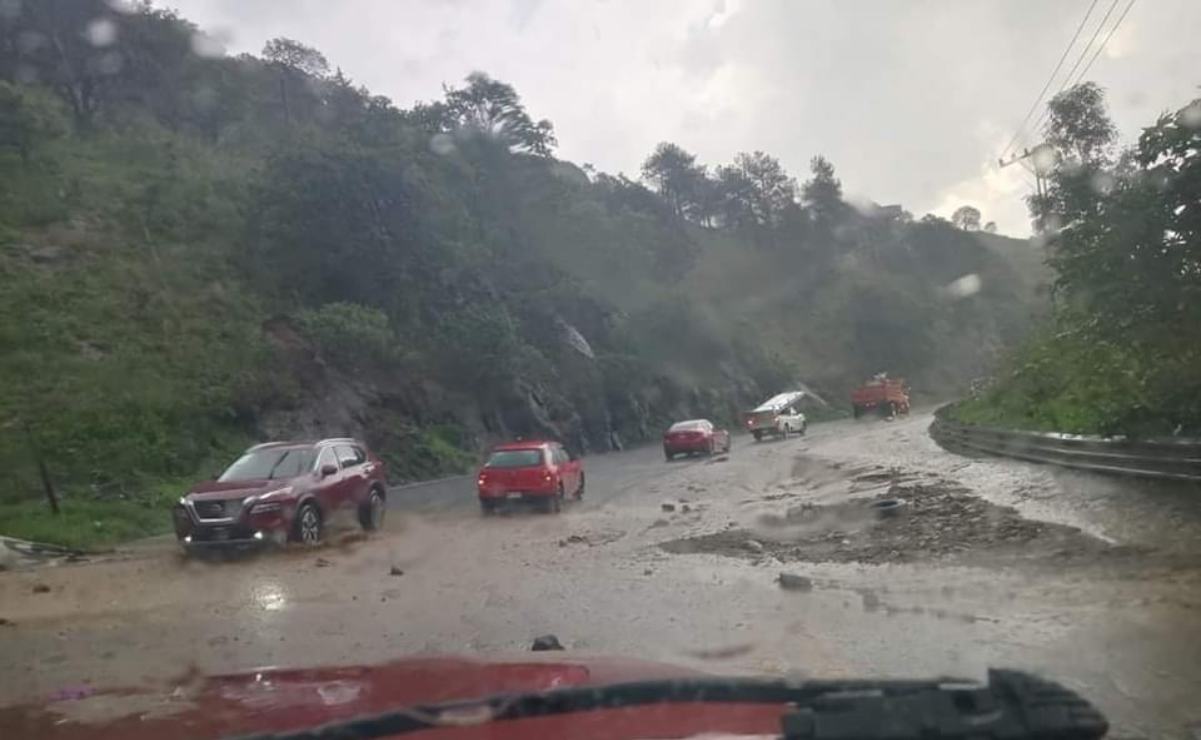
xmin=742 ymin=391 xmax=808 ymax=441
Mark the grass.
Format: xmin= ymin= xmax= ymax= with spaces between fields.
xmin=0 ymin=485 xmax=179 ymax=550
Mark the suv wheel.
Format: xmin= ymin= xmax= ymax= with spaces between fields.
xmin=292 ymin=502 xmax=322 ymax=545
xmin=360 ymin=488 xmax=385 ymax=531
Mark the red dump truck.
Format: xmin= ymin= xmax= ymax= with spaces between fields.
xmin=851 ymin=377 xmax=910 ymax=419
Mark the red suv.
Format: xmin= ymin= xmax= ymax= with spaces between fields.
xmin=477 ymin=441 xmax=584 ymax=514
xmin=174 ymin=438 xmax=387 ymax=553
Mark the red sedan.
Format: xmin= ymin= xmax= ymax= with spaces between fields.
xmin=477 ymin=440 xmax=584 ymax=514
xmin=663 ymin=419 xmax=731 ymax=461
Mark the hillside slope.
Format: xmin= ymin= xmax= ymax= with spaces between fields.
xmin=0 ymin=2 xmax=1049 ymax=538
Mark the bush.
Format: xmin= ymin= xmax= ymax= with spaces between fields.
xmin=295 ymin=302 xmax=397 ymax=369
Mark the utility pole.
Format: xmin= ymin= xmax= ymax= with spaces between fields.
xmin=998 ymin=145 xmax=1054 ymax=201
xmin=999 ymin=143 xmax=1057 ymax=232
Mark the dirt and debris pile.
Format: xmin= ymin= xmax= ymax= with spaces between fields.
xmin=661 ymin=482 xmax=1130 ymax=566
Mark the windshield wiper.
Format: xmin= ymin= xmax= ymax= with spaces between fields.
xmin=227 ymin=669 xmax=1106 ymax=740
xmin=265 ymin=452 xmax=293 ymax=480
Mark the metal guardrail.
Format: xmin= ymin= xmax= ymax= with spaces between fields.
xmin=928 ymin=405 xmax=1201 ymax=482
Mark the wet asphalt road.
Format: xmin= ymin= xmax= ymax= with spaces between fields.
xmin=2 ymin=415 xmax=1200 ymax=739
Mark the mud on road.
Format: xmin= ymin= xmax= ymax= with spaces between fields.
xmin=2 ymin=413 xmax=1201 ymax=739
xmin=662 ymin=476 xmax=1135 ymax=567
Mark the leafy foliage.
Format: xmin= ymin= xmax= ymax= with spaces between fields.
xmin=951 ymin=205 xmax=982 ymax=231
xmin=296 ymin=303 xmax=396 ymax=369
xmin=801 ymin=155 xmax=843 ymax=221
xmin=958 ymin=91 xmax=1201 ymax=435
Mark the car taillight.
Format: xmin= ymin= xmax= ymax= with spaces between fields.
xmin=746 ymin=419 xmax=753 ymax=426
xmin=543 ymin=471 xmax=553 ymax=482
xmin=478 ymin=474 xmax=487 ymax=486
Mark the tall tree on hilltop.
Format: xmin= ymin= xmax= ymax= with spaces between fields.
xmin=1028 ymin=82 xmax=1119 ymax=233
xmin=442 ymin=72 xmax=556 ymax=156
xmin=801 ymin=155 xmax=843 ymax=221
xmin=262 ymin=37 xmax=328 ymax=125
xmin=734 ymin=151 xmax=797 ymax=227
xmin=1044 ymin=82 xmax=1117 ymax=165
xmin=951 ymin=205 xmax=982 ymax=231
xmin=713 ymin=163 xmax=756 ymax=230
xmin=641 ymin=141 xmax=705 ymax=221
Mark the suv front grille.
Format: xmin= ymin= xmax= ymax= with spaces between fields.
xmin=195 ymin=499 xmax=243 ymax=520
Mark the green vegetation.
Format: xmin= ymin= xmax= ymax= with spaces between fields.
xmin=1 ymin=1 xmax=1044 ymax=546
xmin=0 ymin=486 xmax=179 ymax=551
xmin=951 ymin=85 xmax=1201 ymax=436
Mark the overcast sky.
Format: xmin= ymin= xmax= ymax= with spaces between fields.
xmin=165 ymin=0 xmax=1200 ymax=236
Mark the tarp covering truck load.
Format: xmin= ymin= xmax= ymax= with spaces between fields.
xmin=851 ymin=375 xmax=910 ymax=419
xmin=743 ymin=391 xmax=808 ymax=441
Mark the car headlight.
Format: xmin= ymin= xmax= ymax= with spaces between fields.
xmin=247 ymin=487 xmax=292 ymax=515
xmin=178 ymin=497 xmax=188 ymax=506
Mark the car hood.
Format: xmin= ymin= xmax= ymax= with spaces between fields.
xmin=186 ymin=478 xmax=297 ymax=500
xmin=0 ymin=655 xmax=785 ymax=740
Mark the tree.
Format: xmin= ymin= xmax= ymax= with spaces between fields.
xmin=801 ymin=155 xmax=843 ymax=220
xmin=1049 ymin=96 xmax=1201 ymax=335
xmin=1029 ymin=82 xmax=1120 ymax=233
xmin=1044 ymin=82 xmax=1117 ymax=165
xmin=262 ymin=37 xmax=328 ymax=125
xmin=735 ymin=151 xmax=796 ymax=227
xmin=712 ymin=164 xmax=756 ymax=229
xmin=0 ymin=82 xmax=67 ymax=161
xmin=641 ymin=142 xmax=704 ymax=220
xmin=951 ymin=205 xmax=982 ymax=231
xmin=2 ymin=0 xmax=125 ymax=128
xmin=983 ymin=221 xmax=997 ymax=234
xmin=442 ymin=72 xmax=556 ymax=156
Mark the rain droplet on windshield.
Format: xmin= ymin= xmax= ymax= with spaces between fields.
xmin=85 ymin=18 xmax=118 ymax=47
xmin=89 ymin=50 xmax=124 ymax=76
xmin=944 ymin=273 xmax=982 ymax=299
xmin=430 ymin=133 xmax=456 ymax=156
xmin=1089 ymin=171 xmax=1116 ymax=195
xmin=16 ymin=30 xmax=44 ymax=54
xmin=1181 ymin=102 xmax=1201 ymax=129
xmin=14 ymin=63 xmax=37 ymax=84
xmin=190 ymin=32 xmax=226 ymax=59
xmin=0 ymin=0 xmax=21 ymax=21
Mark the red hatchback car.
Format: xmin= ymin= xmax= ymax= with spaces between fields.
xmin=663 ymin=419 xmax=731 ymax=460
xmin=477 ymin=440 xmax=584 ymax=514
xmin=174 ymin=438 xmax=387 ymax=553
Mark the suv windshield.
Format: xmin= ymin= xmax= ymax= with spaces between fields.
xmin=218 ymin=447 xmax=316 ymax=481
xmin=485 ymin=450 xmax=544 ymax=468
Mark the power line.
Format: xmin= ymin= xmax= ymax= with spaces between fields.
xmin=999 ymin=0 xmax=1100 ymax=159
xmin=1030 ymin=0 xmax=1134 ymax=137
xmin=1028 ymin=0 xmax=1128 ymax=135
xmin=1072 ymin=0 xmax=1138 ymax=87
xmin=1058 ymin=0 xmax=1122 ymax=94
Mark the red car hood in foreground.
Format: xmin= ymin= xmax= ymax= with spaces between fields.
xmin=0 ymin=655 xmax=786 ymax=740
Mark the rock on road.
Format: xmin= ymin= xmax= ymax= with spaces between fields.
xmin=1 ymin=412 xmax=1200 ymax=739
